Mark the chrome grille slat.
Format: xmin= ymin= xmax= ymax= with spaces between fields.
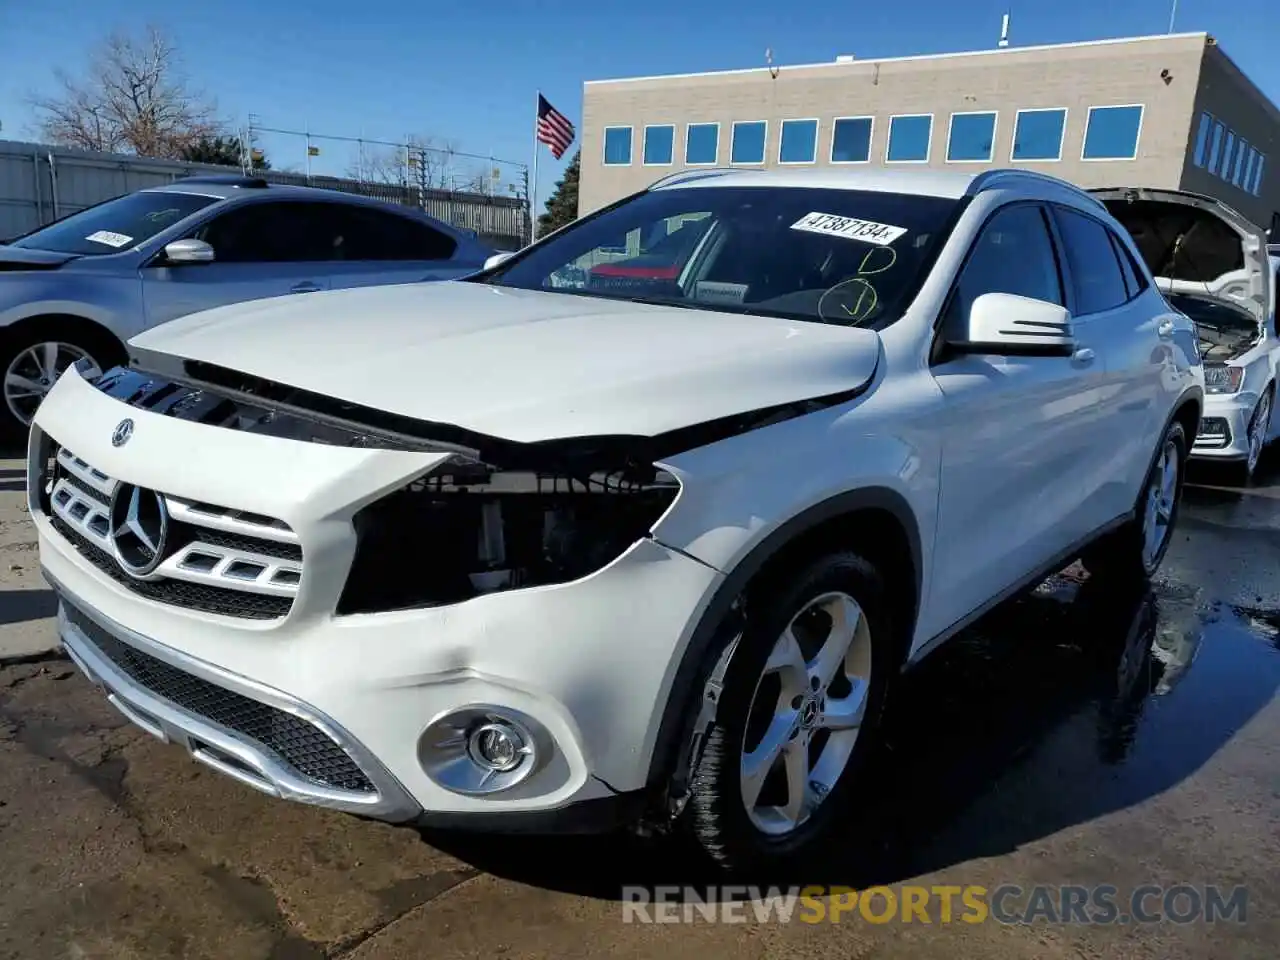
xmin=165 ymin=496 xmax=301 ymax=546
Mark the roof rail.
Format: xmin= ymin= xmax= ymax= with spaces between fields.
xmin=178 ymin=174 xmax=270 ymax=188
xmin=969 ymin=168 xmax=1106 ymax=209
xmin=647 ymin=168 xmax=737 ymax=190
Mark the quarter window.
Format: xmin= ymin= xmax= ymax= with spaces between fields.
xmin=830 ymin=117 xmax=873 ymax=163
xmin=603 ymin=127 xmax=633 ymax=166
xmin=730 ymin=121 xmax=767 ymax=164
xmin=1110 ymin=231 xmax=1148 ymax=300
xmin=1082 ymin=105 xmax=1143 ymax=160
xmin=1011 ymin=108 xmax=1066 ymax=161
xmin=947 ymin=112 xmax=997 ymax=162
xmin=944 ymin=204 xmax=1063 ymax=329
xmin=887 ymin=114 xmax=932 ymax=162
xmin=685 ymin=123 xmax=719 ymax=165
xmin=778 ymin=119 xmax=819 ymax=164
xmin=643 ymin=125 xmax=675 ymax=165
xmin=1053 ymin=207 xmax=1129 ymax=314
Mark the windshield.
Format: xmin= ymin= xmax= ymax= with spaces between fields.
xmin=9 ymin=190 xmax=219 ymax=256
xmin=480 ymin=186 xmax=961 ymax=328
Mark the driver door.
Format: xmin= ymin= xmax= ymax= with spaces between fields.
xmin=922 ymin=202 xmax=1107 ymax=640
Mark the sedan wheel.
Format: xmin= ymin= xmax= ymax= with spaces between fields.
xmin=741 ymin=591 xmax=873 ymax=836
xmin=1245 ymin=390 xmax=1273 ymax=479
xmin=4 ymin=341 xmax=102 ymax=427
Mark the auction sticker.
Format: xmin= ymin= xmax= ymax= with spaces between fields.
xmin=84 ymin=230 xmax=134 ymax=248
xmin=790 ymin=212 xmax=907 ymax=246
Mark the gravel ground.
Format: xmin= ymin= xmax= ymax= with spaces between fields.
xmin=1 ymin=453 xmax=1278 ymax=959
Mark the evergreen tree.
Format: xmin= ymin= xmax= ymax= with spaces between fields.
xmin=182 ymin=135 xmax=270 ymax=170
xmin=537 ymin=151 xmax=579 ymax=236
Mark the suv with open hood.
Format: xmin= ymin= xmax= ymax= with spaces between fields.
xmin=1093 ymin=188 xmax=1278 ymax=481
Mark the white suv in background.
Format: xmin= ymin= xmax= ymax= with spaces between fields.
xmin=31 ymin=167 xmax=1202 ymax=873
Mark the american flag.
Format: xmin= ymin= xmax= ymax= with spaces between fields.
xmin=536 ymin=94 xmax=575 ymax=159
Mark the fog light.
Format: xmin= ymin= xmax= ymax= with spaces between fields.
xmin=467 ymin=721 xmax=526 ymax=773
xmin=419 ymin=705 xmax=544 ymax=795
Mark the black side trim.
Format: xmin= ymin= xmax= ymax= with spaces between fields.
xmin=643 ymin=486 xmax=921 ymax=793
xmin=947 ymin=340 xmax=1074 ymax=358
xmin=414 ymin=789 xmax=647 ymax=835
xmin=112 ymin=349 xmax=874 ymax=471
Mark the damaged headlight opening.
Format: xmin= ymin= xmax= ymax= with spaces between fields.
xmin=338 ymin=455 xmax=680 ymax=614
xmin=1204 ymin=364 xmax=1244 ymax=396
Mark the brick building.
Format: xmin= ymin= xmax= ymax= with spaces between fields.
xmin=577 ymin=32 xmax=1280 ymax=234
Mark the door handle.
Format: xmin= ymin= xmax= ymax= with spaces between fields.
xmin=1072 ymin=347 xmax=1096 ymax=365
xmin=290 ymin=281 xmax=322 ymax=294
xmin=1157 ymin=319 xmax=1175 ymax=339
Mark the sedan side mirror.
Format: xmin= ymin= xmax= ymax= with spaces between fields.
xmin=483 ymin=251 xmax=515 ymax=271
xmin=952 ymin=291 xmax=1075 ymax=357
xmin=163 ymin=238 xmax=216 ymax=265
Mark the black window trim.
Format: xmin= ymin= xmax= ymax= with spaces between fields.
xmin=930 ymin=199 xmax=1069 ymax=364
xmin=1047 ymin=202 xmax=1136 ymax=317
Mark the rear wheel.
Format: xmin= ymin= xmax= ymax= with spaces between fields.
xmin=1081 ymin=419 xmax=1187 ymax=583
xmin=683 ymin=551 xmax=898 ymax=873
xmin=0 ymin=324 xmax=120 ymax=440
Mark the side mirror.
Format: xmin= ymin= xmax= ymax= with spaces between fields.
xmin=483 ymin=251 xmax=515 ymax=271
xmin=162 ymin=238 xmax=216 ymax=264
xmin=952 ymin=291 xmax=1075 ymax=357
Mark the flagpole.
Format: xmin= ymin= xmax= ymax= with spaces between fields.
xmin=530 ymin=91 xmax=541 ymax=244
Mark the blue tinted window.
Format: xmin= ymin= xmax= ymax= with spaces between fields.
xmin=778 ymin=119 xmax=818 ymax=163
xmin=1193 ymin=113 xmax=1213 ymax=167
xmin=643 ymin=125 xmax=674 ymax=165
xmin=1011 ymin=109 xmax=1066 ymax=161
xmin=830 ymin=117 xmax=872 ymax=162
xmin=731 ymin=121 xmax=766 ymax=164
xmin=947 ymin=112 xmax=997 ymax=162
xmin=685 ymin=123 xmax=719 ymax=165
xmin=1219 ymin=131 xmax=1236 ymax=178
xmin=1253 ymin=154 xmax=1266 ymax=196
xmin=603 ymin=127 xmax=632 ymax=165
xmin=1243 ymin=149 xmax=1257 ymax=190
xmin=1082 ymin=105 xmax=1143 ymax=160
xmin=1232 ymin=139 xmax=1249 ymax=186
xmin=887 ymin=115 xmax=932 ymax=162
xmin=1208 ymin=121 xmax=1225 ymax=171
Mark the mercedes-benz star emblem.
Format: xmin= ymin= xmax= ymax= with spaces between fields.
xmin=108 ymin=483 xmax=169 ymax=577
xmin=111 ymin=418 xmax=134 ymax=447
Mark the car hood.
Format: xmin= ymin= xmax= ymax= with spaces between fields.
xmin=1090 ymin=187 xmax=1271 ymax=329
xmin=0 ymin=245 xmax=80 ymax=271
xmin=127 ymin=281 xmax=883 ymax=444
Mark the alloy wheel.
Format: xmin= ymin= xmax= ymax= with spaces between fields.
xmin=1141 ymin=438 xmax=1179 ymax=570
xmin=3 ymin=342 xmax=100 ymax=426
xmin=739 ymin=591 xmax=873 ymax=836
xmin=1247 ymin=391 xmax=1272 ymax=477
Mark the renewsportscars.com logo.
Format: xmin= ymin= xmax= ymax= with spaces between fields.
xmin=621 ymin=884 xmax=1250 ymax=925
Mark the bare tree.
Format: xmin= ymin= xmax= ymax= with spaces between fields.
xmin=29 ymin=25 xmax=219 ymax=158
xmin=346 ymin=134 xmax=478 ymax=191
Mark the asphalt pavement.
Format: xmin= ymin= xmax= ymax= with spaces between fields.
xmin=1 ymin=451 xmax=1278 ymax=959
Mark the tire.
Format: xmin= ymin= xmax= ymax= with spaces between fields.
xmin=0 ymin=322 xmax=122 ymax=441
xmin=1081 ymin=419 xmax=1188 ymax=584
xmin=1233 ymin=386 xmax=1273 ymax=486
xmin=683 ymin=550 xmax=900 ymax=874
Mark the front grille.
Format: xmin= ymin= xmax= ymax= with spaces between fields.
xmin=40 ymin=440 xmax=301 ymax=620
xmin=64 ymin=602 xmax=375 ymax=793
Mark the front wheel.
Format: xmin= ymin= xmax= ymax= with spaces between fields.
xmin=1238 ymin=387 xmax=1274 ymax=485
xmin=683 ymin=551 xmax=899 ymax=874
xmin=1081 ymin=419 xmax=1187 ymax=583
xmin=0 ymin=327 xmax=115 ymax=440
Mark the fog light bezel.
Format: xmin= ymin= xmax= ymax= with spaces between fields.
xmin=419 ymin=705 xmax=544 ymax=795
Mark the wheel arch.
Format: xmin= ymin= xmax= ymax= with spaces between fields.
xmin=645 ymin=485 xmax=923 ymax=800
xmin=0 ymin=313 xmax=127 ymax=368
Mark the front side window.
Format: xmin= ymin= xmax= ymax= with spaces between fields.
xmin=831 ymin=117 xmax=873 ymax=163
xmin=731 ymin=121 xmax=767 ymax=164
xmin=643 ymin=125 xmax=675 ymax=165
xmin=1011 ymin=108 xmax=1066 ymax=161
xmin=944 ymin=204 xmax=1063 ymax=329
xmin=478 ymin=185 xmax=963 ymax=331
xmin=194 ymin=202 xmax=342 ymax=263
xmin=685 ymin=123 xmax=719 ymax=165
xmin=947 ymin=112 xmax=997 ymax=162
xmin=887 ymin=114 xmax=932 ymax=162
xmin=603 ymin=127 xmax=633 ymax=166
xmin=1082 ymin=105 xmax=1144 ymax=160
xmin=10 ymin=190 xmax=219 ymax=255
xmin=1052 ymin=206 xmax=1129 ymax=314
xmin=779 ymin=119 xmax=819 ymax=164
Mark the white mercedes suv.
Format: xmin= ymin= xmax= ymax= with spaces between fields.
xmin=30 ymin=167 xmax=1202 ymax=873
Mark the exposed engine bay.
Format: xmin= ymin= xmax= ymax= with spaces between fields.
xmin=1166 ymin=291 xmax=1261 ymax=363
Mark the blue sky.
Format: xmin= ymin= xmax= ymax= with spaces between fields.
xmin=2 ymin=0 xmax=1277 ymax=207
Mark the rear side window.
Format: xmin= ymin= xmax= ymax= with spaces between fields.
xmin=1053 ymin=207 xmax=1129 ymax=315
xmin=324 ymin=205 xmax=458 ymax=261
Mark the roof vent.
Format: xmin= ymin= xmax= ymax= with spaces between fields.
xmin=835 ymin=54 xmax=855 ymax=62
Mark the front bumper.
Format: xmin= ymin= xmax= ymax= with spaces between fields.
xmin=33 ymin=368 xmax=725 ymax=828
xmin=1191 ymin=392 xmax=1262 ymax=460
